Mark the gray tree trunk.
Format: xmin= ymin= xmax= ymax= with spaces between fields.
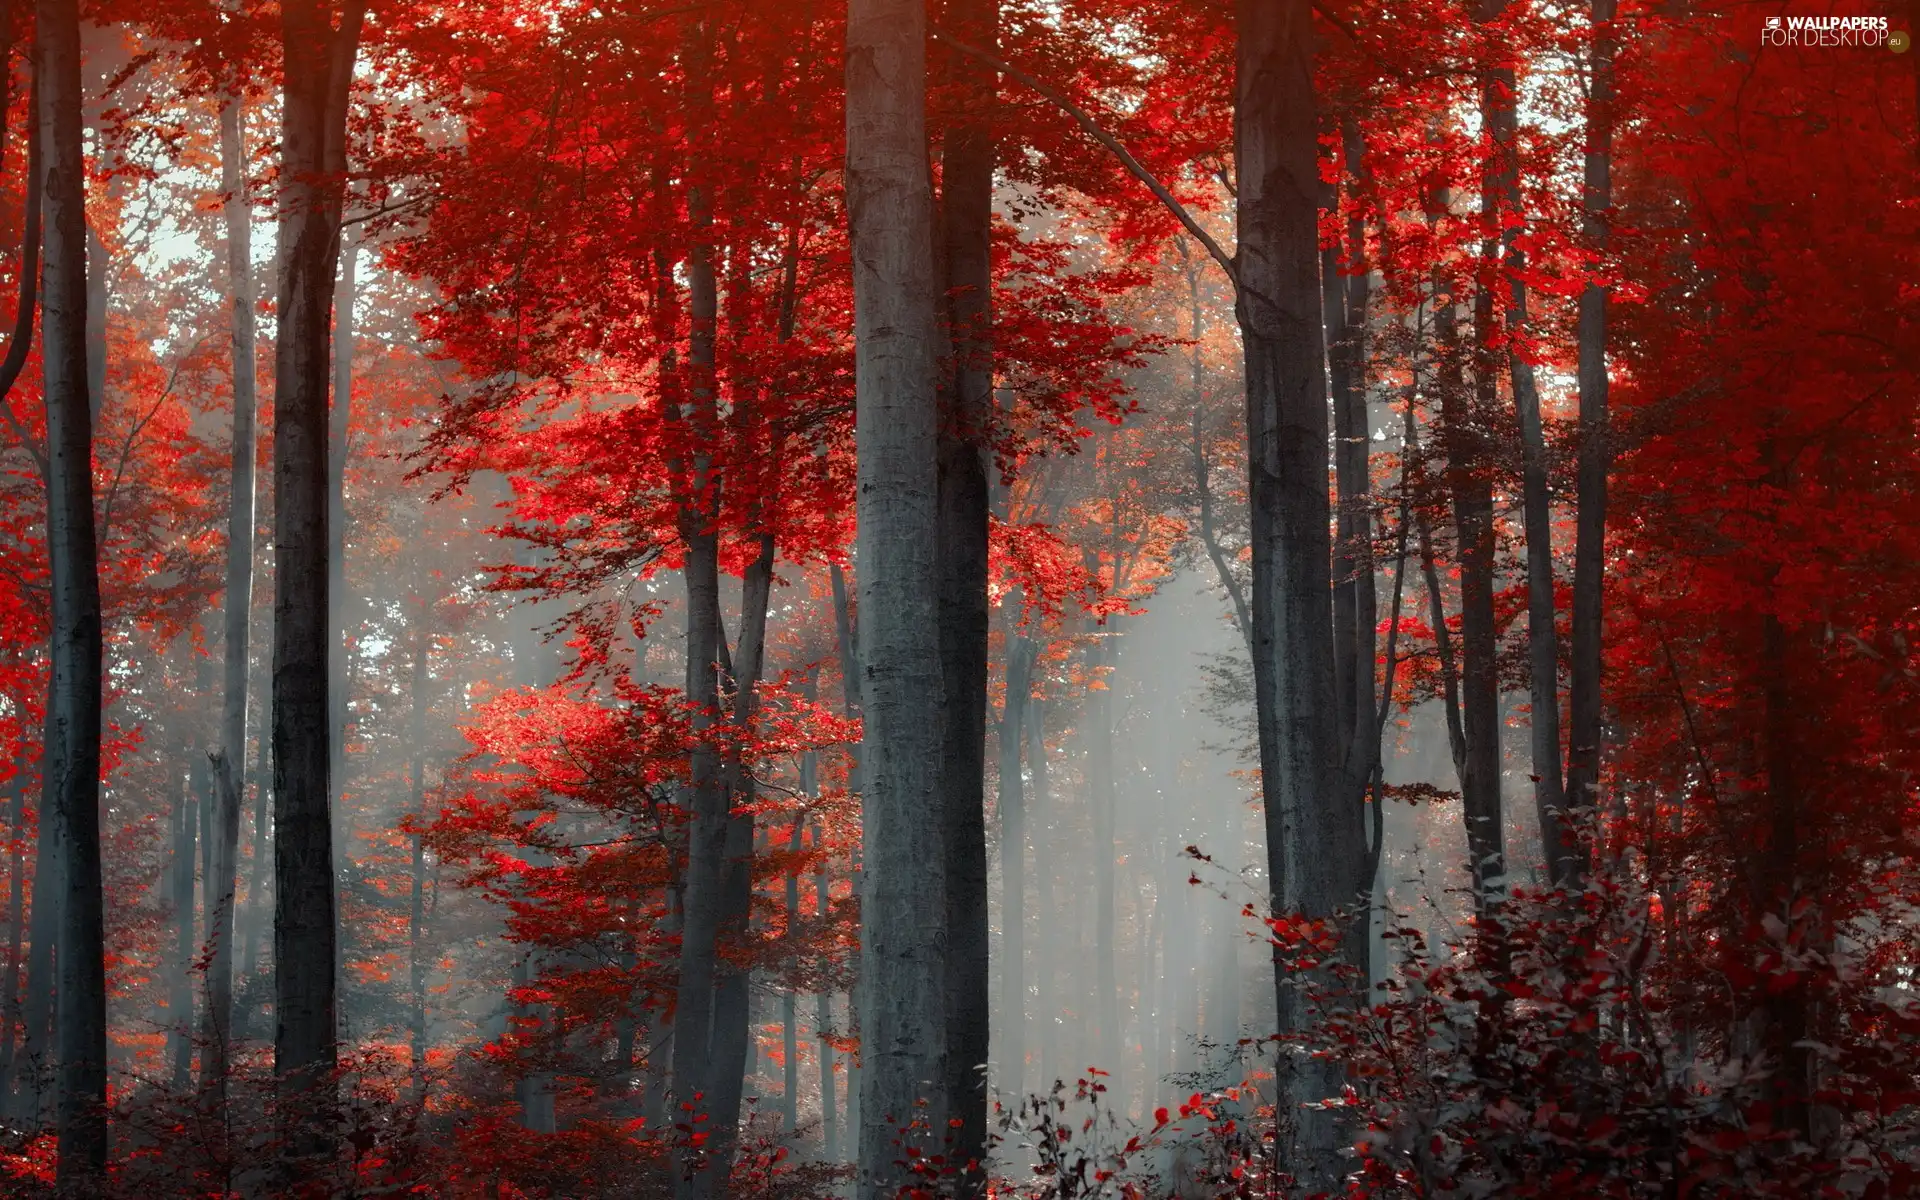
xmin=1479 ymin=0 xmax=1569 ymax=881
xmin=1443 ymin=226 xmax=1506 ymax=916
xmin=38 ymin=0 xmax=107 ymax=1174
xmin=0 ymin=751 xmax=24 ymax=1085
xmin=1562 ymin=0 xmax=1616 ymax=886
xmin=667 ymin=27 xmax=727 ymax=1176
xmin=1086 ymin=636 xmax=1119 ymax=1077
xmin=271 ymin=0 xmax=363 ymax=1169
xmin=934 ymin=0 xmax=995 ymax=1185
xmin=699 ymin=538 xmax=779 ymax=1186
xmin=13 ymin=716 xmax=55 ymax=1125
xmin=407 ymin=603 xmax=429 ymax=1101
xmin=169 ymin=763 xmax=197 ymax=1092
xmin=846 ymin=0 xmax=949 ymax=1188
xmin=326 ymin=226 xmax=355 ymax=828
xmin=201 ymin=93 xmax=260 ymax=1117
xmin=1235 ymin=1 xmax=1363 ymax=1187
xmin=996 ymin=631 xmax=1030 ymax=1102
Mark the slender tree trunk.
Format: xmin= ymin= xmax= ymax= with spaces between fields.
xmin=1026 ymin=690 xmax=1055 ymax=1090
xmin=326 ymin=225 xmax=355 ymax=824
xmin=667 ymin=21 xmax=727 ymax=1179
xmin=271 ymin=0 xmax=363 ymax=1171
xmin=1562 ymin=0 xmax=1616 ymax=885
xmin=783 ymin=807 xmax=802 ymax=1136
xmin=170 ymin=764 xmax=197 ymax=1092
xmin=201 ymin=93 xmax=260 ymax=1119
xmin=238 ymin=683 xmax=270 ymax=1033
xmin=996 ymin=631 xmax=1030 ymax=1102
xmin=934 ymin=0 xmax=995 ymax=1185
xmin=14 ymin=715 xmax=55 ymax=1125
xmin=0 ymin=750 xmax=24 ymax=1084
xmin=39 ymin=0 xmax=107 ymax=1173
xmin=407 ymin=604 xmax=430 ymax=1101
xmin=699 ymin=539 xmax=778 ymax=1185
xmin=1443 ymin=231 xmax=1506 ymax=917
xmin=846 ymin=0 xmax=949 ymax=1185
xmin=1477 ymin=0 xmax=1568 ymax=881
xmin=829 ymin=563 xmax=865 ymax=1145
xmin=1236 ymin=0 xmax=1361 ymax=1187
xmin=82 ymin=221 xmax=103 ymax=417
xmin=1086 ymin=637 xmax=1120 ymax=1077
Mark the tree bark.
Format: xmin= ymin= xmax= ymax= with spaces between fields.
xmin=933 ymin=0 xmax=995 ymax=1178
xmin=846 ymin=0 xmax=949 ymax=1186
xmin=996 ymin=629 xmax=1030 ymax=1102
xmin=1236 ymin=0 xmax=1361 ymax=1186
xmin=404 ymin=602 xmax=432 ymax=1106
xmin=271 ymin=0 xmax=363 ymax=1171
xmin=0 ymin=748 xmax=25 ymax=1086
xmin=1443 ymin=214 xmax=1506 ymax=917
xmin=169 ymin=762 xmax=197 ymax=1092
xmin=1562 ymin=0 xmax=1616 ymax=886
xmin=201 ymin=92 xmax=260 ymax=1118
xmin=667 ymin=19 xmax=727 ymax=1180
xmin=326 ymin=225 xmax=355 ymax=826
xmin=1478 ymin=0 xmax=1569 ymax=883
xmin=39 ymin=0 xmax=107 ymax=1173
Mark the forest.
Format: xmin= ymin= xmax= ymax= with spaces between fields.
xmin=0 ymin=0 xmax=1914 ymax=1195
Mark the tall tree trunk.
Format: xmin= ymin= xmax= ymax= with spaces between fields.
xmin=667 ymin=19 xmax=726 ymax=1180
xmin=1236 ymin=0 xmax=1361 ymax=1187
xmin=846 ymin=0 xmax=949 ymax=1186
xmin=201 ymin=92 xmax=260 ymax=1118
xmin=934 ymin=0 xmax=995 ymax=1185
xmin=13 ymin=775 xmax=54 ymax=1126
xmin=271 ymin=0 xmax=364 ymax=1171
xmin=169 ymin=763 xmax=197 ymax=1092
xmin=326 ymin=226 xmax=355 ymax=827
xmin=238 ymin=683 xmax=270 ymax=1032
xmin=996 ymin=630 xmax=1030 ymax=1102
xmin=0 ymin=748 xmax=25 ymax=1085
xmin=699 ymin=538 xmax=778 ymax=1187
xmin=1562 ymin=0 xmax=1616 ymax=886
xmin=38 ymin=0 xmax=107 ymax=1173
xmin=1026 ymin=689 xmax=1056 ymax=1091
xmin=1478 ymin=0 xmax=1568 ymax=881
xmin=407 ymin=601 xmax=430 ymax=1102
xmin=1443 ymin=236 xmax=1505 ymax=917
xmin=1086 ymin=636 xmax=1119 ymax=1077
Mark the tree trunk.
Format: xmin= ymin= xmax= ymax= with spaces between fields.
xmin=1443 ymin=224 xmax=1506 ymax=917
xmin=271 ymin=0 xmax=363 ymax=1171
xmin=996 ymin=630 xmax=1030 ymax=1102
xmin=1026 ymin=689 xmax=1056 ymax=1090
xmin=1562 ymin=0 xmax=1616 ymax=886
xmin=39 ymin=0 xmax=107 ymax=1173
xmin=934 ymin=0 xmax=995 ymax=1185
xmin=13 ymin=716 xmax=55 ymax=1126
xmin=667 ymin=20 xmax=727 ymax=1177
xmin=1086 ymin=636 xmax=1120 ymax=1077
xmin=699 ymin=538 xmax=778 ymax=1186
xmin=326 ymin=225 xmax=355 ymax=827
xmin=407 ymin=603 xmax=430 ymax=1102
xmin=0 ymin=750 xmax=24 ymax=1085
xmin=1478 ymin=0 xmax=1568 ymax=882
xmin=846 ymin=0 xmax=949 ymax=1185
xmin=170 ymin=763 xmax=197 ymax=1092
xmin=1236 ymin=1 xmax=1362 ymax=1186
xmin=201 ymin=93 xmax=261 ymax=1119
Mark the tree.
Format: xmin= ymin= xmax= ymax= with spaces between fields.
xmin=1235 ymin=0 xmax=1363 ymax=1187
xmin=201 ymin=85 xmax=260 ymax=1117
xmin=37 ymin=0 xmax=107 ymax=1177
xmin=932 ymin=0 xmax=996 ymax=1186
xmin=845 ymin=0 xmax=949 ymax=1193
xmin=271 ymin=0 xmax=364 ymax=1172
